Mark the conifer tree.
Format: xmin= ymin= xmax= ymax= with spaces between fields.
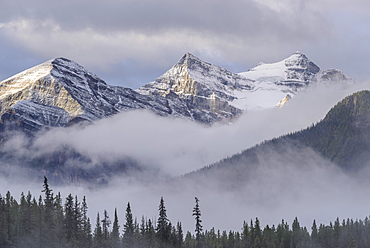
xmin=111 ymin=208 xmax=121 ymax=248
xmin=64 ymin=193 xmax=77 ymax=246
xmin=311 ymin=219 xmax=318 ymax=246
xmin=192 ymin=197 xmax=203 ymax=248
xmin=81 ymin=196 xmax=92 ymax=247
xmin=41 ymin=177 xmax=57 ymax=247
xmin=102 ymin=209 xmax=111 ymax=248
xmin=176 ymin=221 xmax=184 ymax=248
xmin=93 ymin=213 xmax=103 ymax=248
xmin=123 ymin=202 xmax=134 ymax=247
xmin=156 ymin=197 xmax=171 ymax=245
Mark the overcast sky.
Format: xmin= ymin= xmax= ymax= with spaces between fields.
xmin=1 ymin=0 xmax=369 ymax=88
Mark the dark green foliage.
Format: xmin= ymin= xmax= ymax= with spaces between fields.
xmin=3 ymin=177 xmax=370 ymax=247
xmin=111 ymin=208 xmax=120 ymax=248
xmin=123 ymin=202 xmax=134 ymax=247
xmin=287 ymin=90 xmax=370 ymax=170
xmin=93 ymin=213 xmax=103 ymax=248
xmin=193 ymin=90 xmax=370 ymax=180
xmin=156 ymin=197 xmax=171 ymax=246
xmin=192 ymin=197 xmax=203 ymax=248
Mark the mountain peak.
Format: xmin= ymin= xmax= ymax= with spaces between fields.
xmin=50 ymin=57 xmax=88 ymax=72
xmin=284 ymin=52 xmax=318 ymax=71
xmin=176 ymin=53 xmax=206 ymax=68
xmin=324 ymin=90 xmax=370 ymax=123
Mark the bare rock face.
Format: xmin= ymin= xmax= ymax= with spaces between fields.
xmin=0 ymin=58 xmax=179 ymax=134
xmin=275 ymin=94 xmax=292 ymax=108
xmin=283 ymin=52 xmax=320 ymax=87
xmin=0 ymin=52 xmax=355 ymax=135
xmin=138 ymin=52 xmax=326 ymax=114
xmin=320 ymin=69 xmax=352 ymax=82
xmin=138 ymin=53 xmax=253 ymax=122
xmin=0 ymin=56 xmax=247 ymax=136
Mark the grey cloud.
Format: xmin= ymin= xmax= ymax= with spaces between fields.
xmin=1 ymin=79 xmax=370 ymax=232
xmin=0 ymin=0 xmax=327 ymax=39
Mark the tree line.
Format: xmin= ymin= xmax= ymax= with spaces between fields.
xmin=1 ymin=177 xmax=370 ymax=248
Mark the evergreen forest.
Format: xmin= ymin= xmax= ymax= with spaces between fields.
xmin=1 ymin=177 xmax=370 ymax=248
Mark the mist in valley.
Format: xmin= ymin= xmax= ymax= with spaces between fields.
xmin=1 ymin=79 xmax=370 ymax=233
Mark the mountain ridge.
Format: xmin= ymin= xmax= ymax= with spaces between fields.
xmin=187 ymin=90 xmax=370 ymax=185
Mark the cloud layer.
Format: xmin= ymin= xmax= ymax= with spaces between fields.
xmin=1 ymin=0 xmax=370 ymax=87
xmin=1 ymin=78 xmax=370 ymax=232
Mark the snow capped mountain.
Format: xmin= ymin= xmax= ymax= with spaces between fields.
xmin=0 ymin=58 xmax=182 ymax=133
xmin=138 ymin=52 xmax=328 ymax=113
xmin=138 ymin=53 xmax=249 ymax=123
xmin=0 ymin=52 xmax=355 ymax=135
xmin=239 ymin=52 xmax=320 ymax=85
xmin=234 ymin=51 xmax=321 ymax=109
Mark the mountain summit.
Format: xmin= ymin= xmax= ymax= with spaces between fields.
xmin=0 ymin=57 xmax=180 ymax=134
xmin=0 ymin=52 xmax=355 ymax=135
xmin=138 ymin=52 xmax=343 ymax=112
xmin=137 ymin=53 xmax=250 ymax=122
xmin=240 ymin=51 xmax=320 ymax=86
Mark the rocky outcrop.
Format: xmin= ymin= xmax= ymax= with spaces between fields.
xmin=0 ymin=58 xmax=178 ymax=134
xmin=138 ymin=53 xmax=249 ymax=123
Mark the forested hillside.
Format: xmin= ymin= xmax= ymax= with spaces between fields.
xmin=1 ymin=178 xmax=370 ymax=248
xmin=288 ymin=90 xmax=370 ymax=170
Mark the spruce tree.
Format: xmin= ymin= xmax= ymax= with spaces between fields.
xmin=123 ymin=202 xmax=134 ymax=247
xmin=102 ymin=209 xmax=111 ymax=248
xmin=41 ymin=177 xmax=57 ymax=247
xmin=81 ymin=196 xmax=92 ymax=247
xmin=192 ymin=197 xmax=203 ymax=248
xmin=176 ymin=221 xmax=183 ymax=248
xmin=156 ymin=197 xmax=170 ymax=245
xmin=64 ymin=193 xmax=77 ymax=246
xmin=111 ymin=208 xmax=121 ymax=248
xmin=93 ymin=213 xmax=103 ymax=248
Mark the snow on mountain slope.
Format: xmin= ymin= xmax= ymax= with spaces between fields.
xmin=0 ymin=52 xmax=354 ymax=134
xmin=239 ymin=52 xmax=320 ymax=84
xmin=138 ymin=52 xmax=325 ymax=112
xmin=0 ymin=58 xmax=183 ymax=133
xmin=138 ymin=53 xmax=249 ymax=123
xmin=234 ymin=51 xmax=321 ymax=109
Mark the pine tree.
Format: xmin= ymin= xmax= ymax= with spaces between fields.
xmin=156 ymin=197 xmax=171 ymax=246
xmin=102 ymin=209 xmax=111 ymax=248
xmin=123 ymin=202 xmax=134 ymax=247
xmin=311 ymin=219 xmax=318 ymax=246
xmin=192 ymin=197 xmax=203 ymax=248
xmin=81 ymin=196 xmax=93 ymax=248
xmin=93 ymin=213 xmax=103 ymax=248
xmin=111 ymin=208 xmax=121 ymax=248
xmin=291 ymin=217 xmax=301 ymax=247
xmin=41 ymin=176 xmax=57 ymax=247
xmin=64 ymin=193 xmax=78 ymax=246
xmin=176 ymin=221 xmax=184 ymax=248
xmin=0 ymin=194 xmax=10 ymax=247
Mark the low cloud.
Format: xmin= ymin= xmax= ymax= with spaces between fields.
xmin=1 ymin=79 xmax=370 ymax=232
xmin=3 ymin=78 xmax=367 ymax=178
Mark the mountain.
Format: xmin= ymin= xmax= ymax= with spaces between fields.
xmin=187 ymin=90 xmax=370 ymax=185
xmin=0 ymin=57 xmax=233 ymax=136
xmin=0 ymin=52 xmax=353 ymax=135
xmin=0 ymin=53 xmax=358 ymax=184
xmin=137 ymin=53 xmax=248 ymax=123
xmin=237 ymin=51 xmax=353 ymax=108
xmin=0 ymin=57 xmax=168 ymax=134
xmin=289 ymin=90 xmax=370 ymax=169
xmin=138 ymin=52 xmax=352 ymax=113
xmin=239 ymin=51 xmax=320 ymax=87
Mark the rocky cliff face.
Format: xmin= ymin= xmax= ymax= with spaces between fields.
xmin=138 ymin=52 xmax=326 ymax=112
xmin=0 ymin=52 xmax=355 ymax=135
xmin=138 ymin=53 xmax=249 ymax=122
xmin=0 ymin=58 xmax=188 ymax=134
